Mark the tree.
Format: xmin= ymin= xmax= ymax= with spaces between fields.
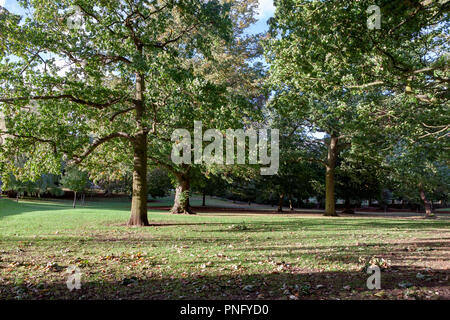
xmin=189 ymin=168 xmax=225 ymax=206
xmin=387 ymin=145 xmax=449 ymax=217
xmin=256 ymin=116 xmax=325 ymax=212
xmin=61 ymin=166 xmax=89 ymax=208
xmin=0 ymin=0 xmax=232 ymax=226
xmin=265 ymin=3 xmax=364 ymax=216
xmin=147 ymin=167 xmax=173 ymax=199
xmin=2 ymin=172 xmax=63 ymax=199
xmin=264 ymin=0 xmax=448 ymax=216
xmin=146 ymin=0 xmax=266 ymax=214
xmin=335 ymin=153 xmax=387 ymax=213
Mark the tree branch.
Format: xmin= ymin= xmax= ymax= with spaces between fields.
xmin=73 ymin=132 xmax=133 ymax=164
xmin=110 ymin=107 xmax=134 ymax=121
xmin=0 ymin=130 xmax=59 ymax=154
xmin=0 ymin=95 xmax=127 ymax=110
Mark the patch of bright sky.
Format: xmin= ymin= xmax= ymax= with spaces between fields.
xmin=1 ymin=0 xmax=26 ymax=15
xmin=3 ymin=0 xmax=276 ymax=31
xmin=249 ymin=0 xmax=275 ymax=35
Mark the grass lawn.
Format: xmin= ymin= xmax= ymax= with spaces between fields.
xmin=0 ymin=197 xmax=449 ymax=300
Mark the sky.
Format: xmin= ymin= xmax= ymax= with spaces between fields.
xmin=0 ymin=0 xmax=276 ymax=34
xmin=251 ymin=0 xmax=276 ymax=34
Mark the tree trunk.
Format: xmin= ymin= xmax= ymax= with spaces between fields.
xmin=171 ymin=173 xmax=195 ymax=214
xmin=128 ymin=70 xmax=149 ymax=226
xmin=128 ymin=133 xmax=149 ymax=226
xmin=342 ymin=196 xmax=355 ymax=214
xmin=419 ymin=186 xmax=432 ymax=218
xmin=324 ymin=136 xmax=338 ymax=216
xmin=277 ymin=193 xmax=284 ymax=212
xmin=202 ymin=191 xmax=206 ymax=207
xmin=73 ymin=191 xmax=77 ymax=208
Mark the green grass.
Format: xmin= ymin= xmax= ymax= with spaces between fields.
xmin=0 ymin=198 xmax=449 ymax=300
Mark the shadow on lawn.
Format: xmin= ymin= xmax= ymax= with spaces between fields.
xmin=0 ymin=198 xmax=131 ymax=220
xmin=0 ymin=226 xmax=448 ymax=299
xmin=228 ymin=240 xmax=450 ymax=265
xmin=0 ymin=199 xmax=72 ymax=218
xmin=206 ymin=219 xmax=450 ymax=233
xmin=0 ymin=265 xmax=448 ymax=300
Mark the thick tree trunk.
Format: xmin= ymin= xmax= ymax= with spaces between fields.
xmin=419 ymin=186 xmax=432 ymax=218
xmin=171 ymin=173 xmax=195 ymax=214
xmin=324 ymin=136 xmax=338 ymax=216
xmin=128 ymin=70 xmax=149 ymax=226
xmin=128 ymin=133 xmax=149 ymax=226
xmin=277 ymin=193 xmax=284 ymax=212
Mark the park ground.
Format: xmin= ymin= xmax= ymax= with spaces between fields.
xmin=0 ymin=196 xmax=449 ymax=300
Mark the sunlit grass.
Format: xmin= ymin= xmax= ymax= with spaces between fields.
xmin=0 ymin=198 xmax=448 ymax=300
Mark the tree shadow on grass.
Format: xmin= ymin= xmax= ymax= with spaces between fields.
xmin=0 ymin=198 xmax=131 ymax=220
xmin=207 ymin=218 xmax=450 ymax=232
xmin=0 ymin=265 xmax=448 ymax=300
xmin=227 ymin=239 xmax=450 ymax=265
xmin=0 ymin=227 xmax=448 ymax=300
xmin=147 ymin=218 xmax=450 ymax=235
xmin=0 ymin=199 xmax=73 ymax=219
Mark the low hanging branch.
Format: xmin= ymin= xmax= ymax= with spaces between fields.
xmin=0 ymin=130 xmax=59 ymax=154
xmin=0 ymin=94 xmax=128 ymax=110
xmin=73 ymin=132 xmax=134 ymax=164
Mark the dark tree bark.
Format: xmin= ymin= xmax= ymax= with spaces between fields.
xmin=128 ymin=132 xmax=149 ymax=226
xmin=171 ymin=173 xmax=195 ymax=214
xmin=202 ymin=191 xmax=206 ymax=207
xmin=324 ymin=136 xmax=338 ymax=216
xmin=128 ymin=71 xmax=149 ymax=226
xmin=277 ymin=193 xmax=284 ymax=212
xmin=342 ymin=196 xmax=355 ymax=214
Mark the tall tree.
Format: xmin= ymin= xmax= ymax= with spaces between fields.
xmin=387 ymin=143 xmax=449 ymax=217
xmin=0 ymin=0 xmax=232 ymax=225
xmin=264 ymin=0 xmax=448 ymax=216
xmin=61 ymin=165 xmax=90 ymax=208
xmin=146 ymin=0 xmax=266 ymax=214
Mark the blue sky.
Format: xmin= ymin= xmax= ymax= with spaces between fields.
xmin=249 ymin=0 xmax=275 ymax=34
xmin=0 ymin=0 xmax=275 ymax=34
xmin=0 ymin=0 xmax=24 ymax=15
